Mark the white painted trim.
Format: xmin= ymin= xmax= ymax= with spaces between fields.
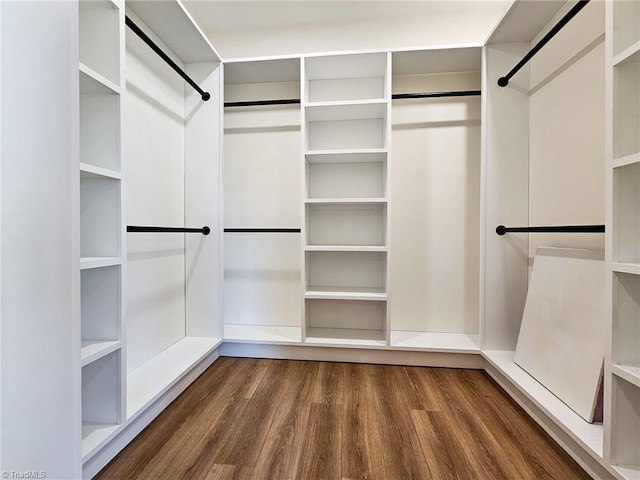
xmin=220 ymin=342 xmax=484 ymax=369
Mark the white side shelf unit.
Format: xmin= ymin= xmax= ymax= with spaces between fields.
xmin=302 ymin=52 xmax=391 ymax=347
xmin=78 ymin=0 xmax=125 ymax=462
xmin=481 ymin=1 xmax=623 ymax=480
xmin=80 ymin=1 xmax=224 ymax=478
xmin=606 ymin=1 xmax=640 ymax=478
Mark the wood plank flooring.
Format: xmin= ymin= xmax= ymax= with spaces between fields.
xmin=96 ymin=358 xmax=591 ymax=480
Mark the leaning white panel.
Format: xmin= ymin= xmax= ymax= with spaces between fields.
xmin=515 ymin=247 xmax=605 ymax=423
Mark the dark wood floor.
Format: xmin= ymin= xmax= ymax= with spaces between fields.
xmin=96 ymin=358 xmax=591 ymax=480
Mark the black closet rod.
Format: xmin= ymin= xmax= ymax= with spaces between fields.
xmin=224 ymin=99 xmax=301 ymax=107
xmin=224 ymin=90 xmax=481 ymax=107
xmin=125 ymin=16 xmax=211 ymax=101
xmin=497 ymin=0 xmax=590 ymax=87
xmin=392 ymin=90 xmax=481 ymax=99
xmin=496 ymin=224 xmax=604 ymax=235
xmin=128 ymin=225 xmax=211 ymax=235
xmin=224 ymin=228 xmax=301 ymax=233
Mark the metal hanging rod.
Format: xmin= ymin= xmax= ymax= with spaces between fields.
xmin=392 ymin=90 xmax=481 ymax=99
xmin=498 ymin=0 xmax=590 ymax=87
xmin=128 ymin=225 xmax=211 ymax=235
xmin=223 ymin=90 xmax=481 ymax=108
xmin=224 ymin=99 xmax=301 ymax=107
xmin=496 ymin=224 xmax=604 ymax=235
xmin=125 ymin=16 xmax=210 ymax=101
xmin=224 ymin=228 xmax=301 ymax=233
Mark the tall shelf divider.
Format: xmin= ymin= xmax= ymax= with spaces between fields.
xmin=78 ymin=0 xmax=126 ymax=461
xmin=301 ymin=52 xmax=391 ymax=347
xmin=606 ymin=1 xmax=640 ymax=478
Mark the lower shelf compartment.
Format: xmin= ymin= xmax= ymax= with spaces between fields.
xmin=390 ymin=331 xmax=480 ymax=353
xmin=305 ymin=327 xmax=386 ymax=347
xmin=611 ymin=375 xmax=640 ymax=475
xmin=224 ymin=324 xmax=302 ymax=344
xmin=82 ymin=349 xmax=122 ymax=459
xmin=82 ymin=424 xmax=120 ymax=460
xmin=127 ymin=336 xmax=222 ymax=420
xmin=483 ymin=350 xmax=604 ymax=459
xmin=305 ymin=298 xmax=386 ymax=347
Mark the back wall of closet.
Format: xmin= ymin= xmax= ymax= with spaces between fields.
xmin=528 ymin=0 xmax=605 ymax=260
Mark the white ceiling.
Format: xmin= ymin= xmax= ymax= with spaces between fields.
xmin=183 ymin=0 xmax=512 ymax=34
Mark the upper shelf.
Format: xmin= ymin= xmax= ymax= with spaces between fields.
xmin=392 ymin=46 xmax=482 ymax=76
xmin=486 ymin=0 xmax=566 ymax=44
xmin=225 ymin=57 xmax=301 ymax=85
xmin=127 ymin=0 xmax=221 ymax=63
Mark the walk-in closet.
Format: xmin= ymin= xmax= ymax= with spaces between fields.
xmin=1 ymin=0 xmax=638 ymax=478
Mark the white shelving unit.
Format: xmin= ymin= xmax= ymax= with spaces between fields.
xmin=78 ymin=0 xmax=125 ymax=462
xmin=606 ymin=1 xmax=640 ymax=478
xmin=77 ymin=1 xmax=224 ymax=477
xmin=389 ymin=46 xmax=482 ymax=353
xmin=302 ymin=52 xmax=391 ymax=345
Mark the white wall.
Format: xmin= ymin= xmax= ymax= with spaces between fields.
xmin=223 ymin=81 xmax=302 ymax=327
xmin=1 ymin=2 xmax=81 ymax=477
xmin=391 ymin=72 xmax=481 ymax=333
xmin=125 ymin=12 xmax=187 ymax=372
xmin=528 ymin=0 xmax=605 ymax=261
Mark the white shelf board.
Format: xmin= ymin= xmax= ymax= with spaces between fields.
xmin=223 ymin=324 xmax=302 ymax=344
xmin=79 ymin=63 xmax=121 ymax=94
xmin=614 ymin=41 xmax=640 ymax=67
xmin=127 ymin=336 xmax=221 ymax=420
xmin=305 ymin=150 xmax=387 ymax=164
xmin=81 ymin=341 xmax=122 ymax=367
xmin=613 ymin=465 xmax=640 ymax=480
xmin=224 ymin=57 xmax=300 ymax=85
xmin=80 ymin=162 xmax=122 ymax=180
xmin=392 ymin=47 xmax=482 ymax=76
xmin=612 ymin=364 xmax=640 ymax=388
xmin=305 ymin=198 xmax=387 ymax=205
xmin=305 ymin=98 xmax=388 ymax=109
xmin=612 ymin=152 xmax=640 ymax=169
xmin=613 ymin=263 xmax=640 ymax=275
xmin=305 ymin=101 xmax=387 ymax=122
xmin=127 ymin=0 xmax=221 ymax=63
xmin=391 ymin=331 xmax=480 ymax=353
xmin=486 ymin=0 xmax=565 ymax=44
xmin=305 ymin=245 xmax=387 ymax=253
xmin=305 ymin=327 xmax=386 ymax=347
xmin=80 ymin=257 xmax=122 ymax=270
xmin=305 ymin=288 xmax=387 ymax=301
xmin=82 ymin=423 xmax=120 ymax=461
xmin=483 ymin=350 xmax=604 ymax=459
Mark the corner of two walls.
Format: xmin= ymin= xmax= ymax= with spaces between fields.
xmin=527 ymin=0 xmax=606 ymax=270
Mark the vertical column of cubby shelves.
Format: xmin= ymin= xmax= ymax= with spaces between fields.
xmin=78 ymin=0 xmax=125 ymax=460
xmin=606 ymin=1 xmax=640 ymax=478
xmin=301 ymin=52 xmax=391 ymax=347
